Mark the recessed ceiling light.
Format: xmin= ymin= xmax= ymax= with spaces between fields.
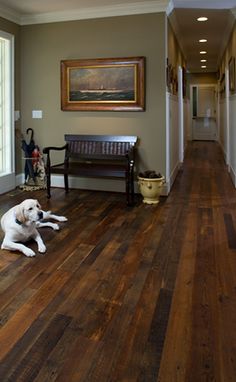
xmin=201 ymin=59 xmax=207 ymax=62
xmin=201 ymin=65 xmax=207 ymax=68
xmin=197 ymin=17 xmax=208 ymax=22
xmin=200 ymin=51 xmax=207 ymax=54
xmin=199 ymin=39 xmax=207 ymax=43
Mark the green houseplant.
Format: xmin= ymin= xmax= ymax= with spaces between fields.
xmin=138 ymin=170 xmax=165 ymax=204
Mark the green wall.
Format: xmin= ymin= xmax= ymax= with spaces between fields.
xmin=20 ymin=13 xmax=167 ymax=181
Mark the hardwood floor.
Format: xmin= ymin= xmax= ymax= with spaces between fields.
xmin=0 ymin=141 xmax=236 ymax=381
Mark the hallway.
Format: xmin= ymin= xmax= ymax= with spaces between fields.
xmin=159 ymin=141 xmax=236 ymax=381
xmin=0 ymin=141 xmax=236 ymax=381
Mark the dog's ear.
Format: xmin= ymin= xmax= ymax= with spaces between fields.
xmin=15 ymin=204 xmax=26 ymax=224
xmin=35 ymin=200 xmax=41 ymax=209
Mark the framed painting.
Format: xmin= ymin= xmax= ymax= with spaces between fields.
xmin=182 ymin=66 xmax=187 ymax=98
xmin=229 ymin=56 xmax=235 ymax=92
xmin=220 ymin=73 xmax=225 ymax=95
xmin=166 ymin=59 xmax=172 ymax=93
xmin=61 ymin=56 xmax=145 ymax=111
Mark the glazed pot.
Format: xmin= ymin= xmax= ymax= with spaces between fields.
xmin=138 ymin=176 xmax=165 ymax=204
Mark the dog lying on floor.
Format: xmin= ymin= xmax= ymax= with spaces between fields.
xmin=1 ymin=199 xmax=67 ymax=257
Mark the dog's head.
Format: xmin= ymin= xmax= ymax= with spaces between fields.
xmin=15 ymin=199 xmax=43 ymax=225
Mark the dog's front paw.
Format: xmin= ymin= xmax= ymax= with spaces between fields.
xmin=38 ymin=244 xmax=46 ymax=253
xmin=24 ymin=248 xmax=36 ymax=257
xmin=57 ymin=216 xmax=68 ymax=222
xmin=52 ymin=223 xmax=60 ymax=230
xmin=42 ymin=210 xmax=52 ymax=219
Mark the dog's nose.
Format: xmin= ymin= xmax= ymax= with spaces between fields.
xmin=38 ymin=211 xmax=43 ymax=220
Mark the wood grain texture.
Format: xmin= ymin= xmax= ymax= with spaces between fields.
xmin=224 ymin=213 xmax=236 ymax=249
xmin=0 ymin=141 xmax=236 ymax=381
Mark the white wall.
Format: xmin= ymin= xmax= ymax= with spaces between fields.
xmin=219 ymin=98 xmax=227 ymax=161
xmin=184 ymin=98 xmax=190 ymax=148
xmin=167 ymin=92 xmax=180 ymax=191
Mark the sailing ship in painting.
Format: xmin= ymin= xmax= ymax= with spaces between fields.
xmin=69 ymin=65 xmax=136 ymax=102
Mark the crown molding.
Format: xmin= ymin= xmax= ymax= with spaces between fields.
xmin=0 ymin=4 xmax=21 ymax=25
xmin=217 ymin=10 xmax=235 ymax=67
xmin=166 ymin=0 xmax=174 ymax=16
xmin=21 ymin=1 xmax=169 ymax=25
xmin=231 ymin=8 xmax=236 ymax=19
xmin=0 ymin=1 xmax=169 ymax=26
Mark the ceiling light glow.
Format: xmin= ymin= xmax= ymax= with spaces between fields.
xmin=201 ymin=59 xmax=207 ymax=62
xmin=200 ymin=51 xmax=207 ymax=54
xmin=199 ymin=39 xmax=207 ymax=43
xmin=201 ymin=65 xmax=207 ymax=68
xmin=197 ymin=17 xmax=208 ymax=22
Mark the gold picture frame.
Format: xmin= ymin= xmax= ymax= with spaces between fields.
xmin=229 ymin=56 xmax=235 ymax=93
xmin=220 ymin=73 xmax=225 ymax=95
xmin=61 ymin=56 xmax=145 ymax=111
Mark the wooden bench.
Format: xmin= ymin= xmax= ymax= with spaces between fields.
xmin=43 ymin=134 xmax=138 ymax=205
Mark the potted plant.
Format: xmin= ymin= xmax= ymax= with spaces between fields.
xmin=138 ymin=170 xmax=165 ymax=204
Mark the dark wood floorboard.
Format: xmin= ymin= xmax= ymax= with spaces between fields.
xmin=0 ymin=141 xmax=236 ymax=381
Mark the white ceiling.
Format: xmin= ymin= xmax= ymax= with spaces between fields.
xmin=169 ymin=7 xmax=236 ymax=73
xmin=0 ymin=0 xmax=235 ymax=73
xmin=172 ymin=0 xmax=236 ymax=9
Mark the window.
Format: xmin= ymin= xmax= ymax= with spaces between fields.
xmin=0 ymin=31 xmax=15 ymax=193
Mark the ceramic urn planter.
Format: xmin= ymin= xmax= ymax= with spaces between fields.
xmin=138 ymin=171 xmax=165 ymax=204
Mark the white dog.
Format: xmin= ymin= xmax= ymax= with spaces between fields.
xmin=1 ymin=199 xmax=67 ymax=257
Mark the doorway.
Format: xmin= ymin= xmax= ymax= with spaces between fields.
xmin=191 ymin=84 xmax=217 ymax=141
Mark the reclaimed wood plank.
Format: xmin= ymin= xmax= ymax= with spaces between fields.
xmin=7 ymin=314 xmax=71 ymax=381
xmin=0 ymin=141 xmax=235 ymax=381
xmin=0 ymin=270 xmax=69 ymax=361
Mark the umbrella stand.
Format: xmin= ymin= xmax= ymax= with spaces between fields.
xmin=20 ymin=128 xmax=46 ymax=189
xmin=21 ymin=128 xmax=36 ymax=184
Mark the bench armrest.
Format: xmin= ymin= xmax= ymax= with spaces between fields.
xmin=125 ymin=146 xmax=135 ymax=162
xmin=43 ymin=144 xmax=68 ymax=170
xmin=43 ymin=144 xmax=68 ymax=155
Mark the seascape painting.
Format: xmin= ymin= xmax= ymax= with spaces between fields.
xmin=69 ymin=66 xmax=136 ymax=102
xmin=61 ymin=57 xmax=145 ymax=111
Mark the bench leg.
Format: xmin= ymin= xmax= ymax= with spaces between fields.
xmin=130 ymin=169 xmax=134 ymax=205
xmin=46 ymin=171 xmax=51 ymax=199
xmin=64 ymin=174 xmax=69 ymax=193
xmin=126 ymin=172 xmax=135 ymax=206
xmin=125 ymin=171 xmax=130 ymax=206
xmin=126 ymin=163 xmax=135 ymax=206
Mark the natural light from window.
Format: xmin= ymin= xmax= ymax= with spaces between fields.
xmin=0 ymin=31 xmax=14 ymax=194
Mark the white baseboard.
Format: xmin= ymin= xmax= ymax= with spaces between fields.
xmin=229 ymin=165 xmax=236 ymax=187
xmin=0 ymin=173 xmax=16 ymax=194
xmin=52 ymin=174 xmax=133 ymax=193
xmin=52 ymin=174 xmax=171 ymax=196
xmin=218 ymin=140 xmax=228 ymax=165
xmin=156 ymin=163 xmax=179 ymax=197
xmin=161 ymin=182 xmax=169 ymax=196
xmin=169 ymin=162 xmax=180 ymax=189
xmin=15 ymin=173 xmax=170 ymax=197
xmin=16 ymin=173 xmax=24 ymax=186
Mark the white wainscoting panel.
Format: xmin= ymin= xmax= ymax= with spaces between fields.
xmin=229 ymin=94 xmax=236 ymax=186
xmin=168 ymin=93 xmax=180 ymax=189
xmin=219 ymin=98 xmax=227 ymax=162
xmin=184 ymin=98 xmax=190 ymax=149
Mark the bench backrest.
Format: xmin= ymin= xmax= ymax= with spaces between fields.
xmin=64 ymin=134 xmax=137 ymax=157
